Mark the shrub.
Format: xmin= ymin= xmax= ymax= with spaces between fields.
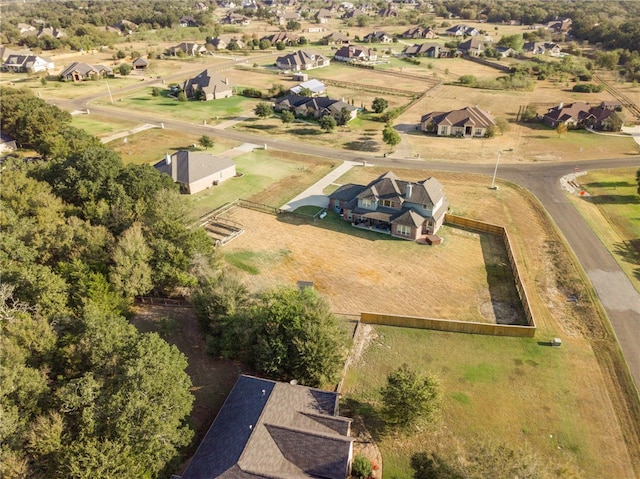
xmin=241 ymin=87 xmax=263 ymax=98
xmin=572 ymin=83 xmax=604 ymax=93
xmin=351 ymin=454 xmax=373 ymax=479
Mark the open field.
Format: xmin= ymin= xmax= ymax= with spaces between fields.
xmin=396 ymin=82 xmax=640 ymax=163
xmin=213 ymin=166 xmax=638 ymax=478
xmin=71 ymin=113 xmax=138 ymax=138
xmin=219 ymin=207 xmax=521 ymax=323
xmin=342 ymin=324 xmax=634 ymax=479
xmin=568 ymin=167 xmax=640 ymax=292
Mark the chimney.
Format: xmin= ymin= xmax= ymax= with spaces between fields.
xmin=558 ymin=102 xmax=563 ymax=110
xmin=165 ymin=152 xmax=171 ymax=165
xmin=224 ymin=78 xmax=228 ymax=84
xmin=406 ymin=183 xmax=413 ymax=199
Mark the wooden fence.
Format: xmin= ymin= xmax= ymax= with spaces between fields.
xmin=361 ymin=312 xmax=535 ymax=337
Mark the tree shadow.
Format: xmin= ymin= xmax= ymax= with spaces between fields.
xmin=584 ymin=195 xmax=640 ymax=204
xmin=287 ymin=128 xmax=322 ymax=136
xmin=343 ymin=139 xmax=380 ymax=152
xmin=613 ymin=239 xmax=640 ymax=280
xmin=584 ymin=181 xmax=634 ymax=188
xmin=244 ymin=124 xmax=277 ymax=131
xmin=341 ymin=397 xmax=385 ymax=442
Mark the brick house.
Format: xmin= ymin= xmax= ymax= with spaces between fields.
xmin=421 ymin=106 xmax=496 ymax=137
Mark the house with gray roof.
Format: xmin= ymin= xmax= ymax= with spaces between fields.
xmin=175 ymin=375 xmax=353 ymax=479
xmin=2 ymin=54 xmax=54 ymax=73
xmin=403 ymin=42 xmax=450 ymax=58
xmin=275 ymin=94 xmax=357 ymax=123
xmin=322 ymin=32 xmax=350 ymax=45
xmin=183 ymin=70 xmax=233 ymax=101
xmin=329 ymin=171 xmax=448 ymax=241
xmin=154 ymin=150 xmax=236 ymax=194
xmin=276 ymin=50 xmax=330 ymax=71
xmin=59 ymin=62 xmax=113 ymax=81
xmin=334 ymin=45 xmax=377 ymax=62
xmin=420 ymin=106 xmax=496 ymax=137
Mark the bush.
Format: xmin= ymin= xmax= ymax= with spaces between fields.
xmin=572 ymin=83 xmax=604 ymax=93
xmin=459 ymin=74 xmax=477 ymax=85
xmin=241 ymin=87 xmax=263 ymax=98
xmin=351 ymin=454 xmax=373 ymax=479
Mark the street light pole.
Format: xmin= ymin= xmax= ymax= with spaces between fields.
xmin=490 ymin=151 xmax=501 ymax=190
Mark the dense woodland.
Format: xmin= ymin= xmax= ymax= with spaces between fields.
xmin=0 ymin=0 xmax=639 ymax=55
xmin=0 ymin=87 xmax=345 ymax=478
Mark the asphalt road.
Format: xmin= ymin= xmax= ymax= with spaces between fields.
xmin=52 ymin=93 xmax=640 ymax=393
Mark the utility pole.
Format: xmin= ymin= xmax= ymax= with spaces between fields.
xmin=106 ymin=80 xmax=114 ymax=104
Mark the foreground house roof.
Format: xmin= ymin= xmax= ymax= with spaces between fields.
xmin=154 ymin=150 xmax=235 ymax=187
xmin=176 ymin=375 xmax=353 ymax=479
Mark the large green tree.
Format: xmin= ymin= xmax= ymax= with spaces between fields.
xmin=380 ymin=364 xmax=439 ymax=429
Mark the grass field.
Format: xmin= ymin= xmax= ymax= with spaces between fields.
xmin=213 ymin=167 xmax=636 ymax=478
xmin=568 ymin=167 xmax=640 ymax=292
xmin=71 ymin=114 xmax=138 ymax=138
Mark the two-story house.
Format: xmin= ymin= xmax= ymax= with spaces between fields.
xmin=328 ymin=171 xmax=448 ymax=242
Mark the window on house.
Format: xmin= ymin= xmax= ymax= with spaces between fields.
xmin=381 ymin=200 xmax=395 ymax=207
xmin=397 ymin=224 xmax=411 ymax=236
xmin=361 ymin=198 xmax=372 ymax=208
xmin=475 ymin=128 xmax=483 ymax=136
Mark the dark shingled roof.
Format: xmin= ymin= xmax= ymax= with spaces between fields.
xmin=153 ymin=150 xmax=235 ymax=186
xmin=328 ymin=183 xmax=366 ymax=202
xmin=178 ymin=375 xmax=352 ymax=479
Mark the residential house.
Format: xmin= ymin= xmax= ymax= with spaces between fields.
xmin=495 ymin=45 xmax=515 ymax=58
xmin=275 ymin=94 xmax=357 ymax=122
xmin=334 ymin=45 xmax=377 ymax=62
xmin=542 ymin=102 xmax=621 ymax=131
xmin=0 ymin=132 xmax=17 ymax=154
xmin=153 ymin=150 xmax=236 ymax=195
xmin=23 ymin=26 xmax=67 ymax=39
xmin=456 ymin=37 xmax=489 ymax=57
xmin=523 ymin=41 xmax=562 ymax=56
xmin=401 ymin=26 xmax=438 ymax=39
xmin=276 ymin=50 xmax=330 ymax=71
xmin=378 ymin=6 xmax=398 ymax=17
xmin=322 ymin=32 xmax=350 ymax=45
xmin=262 ymin=32 xmax=299 ymax=46
xmin=278 ymin=11 xmax=302 ymax=26
xmin=0 ymin=46 xmax=32 ymax=62
xmin=112 ymin=19 xmax=139 ymax=34
xmin=290 ymin=79 xmax=327 ymax=96
xmin=546 ymin=17 xmax=572 ymax=33
xmin=328 ymin=171 xmax=448 ymax=241
xmin=166 ymin=42 xmax=206 ymax=56
xmin=179 ymin=16 xmax=199 ymax=27
xmin=132 ymin=57 xmax=149 ymax=70
xmin=17 ymin=23 xmax=36 ymax=34
xmin=2 ymin=54 xmax=54 ymax=73
xmin=173 ymin=375 xmax=353 ymax=479
xmin=342 ymin=7 xmax=368 ymax=19
xmin=363 ymin=31 xmax=393 ymax=43
xmin=444 ymin=24 xmax=479 ymax=37
xmin=223 ymin=13 xmax=251 ymax=25
xmin=315 ymin=8 xmax=333 ymax=23
xmin=403 ymin=42 xmax=450 ymax=58
xmin=59 ymin=62 xmax=113 ymax=81
xmin=420 ymin=106 xmax=496 ymax=137
xmin=194 ymin=2 xmax=209 ymax=11
xmin=208 ymin=37 xmax=228 ymax=50
xmin=183 ymin=70 xmax=233 ymax=101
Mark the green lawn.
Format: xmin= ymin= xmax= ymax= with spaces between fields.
xmin=102 ymin=89 xmax=260 ymax=124
xmin=343 ymin=325 xmax=611 ymax=478
xmin=568 ymin=167 xmax=640 ymax=292
xmin=71 ymin=114 xmax=138 ymax=138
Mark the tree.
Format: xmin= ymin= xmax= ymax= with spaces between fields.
xmin=286 ymin=20 xmax=301 ymax=31
xmin=117 ymin=63 xmax=132 ymax=76
xmin=281 ymin=110 xmax=295 ymax=124
xmin=556 ymin=122 xmax=568 ymax=137
xmin=372 ymin=97 xmax=388 ymax=114
xmin=497 ymin=33 xmax=524 ymax=52
xmin=199 ymin=135 xmax=214 ymax=149
xmin=275 ymin=41 xmax=286 ymax=50
xmin=151 ymin=87 xmax=161 ymax=97
xmin=298 ymin=87 xmax=313 ymax=97
xmin=250 ymin=287 xmax=344 ymax=387
xmin=259 ymin=39 xmax=271 ymax=50
xmin=338 ymin=107 xmax=352 ymax=126
xmin=319 ymin=114 xmax=336 ymax=132
xmin=254 ymin=102 xmax=273 ymax=119
xmin=177 ymin=91 xmax=187 ymax=102
xmin=268 ymin=83 xmax=286 ymax=97
xmin=351 ymin=454 xmax=373 ymax=479
xmin=495 ymin=117 xmax=510 ymax=133
xmin=382 ymin=124 xmax=401 ymax=148
xmin=116 ymin=49 xmax=126 ymax=59
xmin=380 ymin=364 xmax=439 ymax=429
xmin=109 ymin=222 xmax=153 ymax=300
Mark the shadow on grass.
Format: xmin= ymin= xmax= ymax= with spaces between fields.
xmin=341 ymin=397 xmax=385 ymax=442
xmin=244 ymin=124 xmax=277 ymax=131
xmin=287 ymin=128 xmax=323 ymax=136
xmin=614 ymin=239 xmax=640 ymax=268
xmin=585 ymin=181 xmax=634 ymax=188
xmin=584 ymin=195 xmax=640 ymax=204
xmin=343 ymin=140 xmax=380 ymax=152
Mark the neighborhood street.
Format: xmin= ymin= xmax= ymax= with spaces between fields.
xmin=50 ymin=95 xmax=640 ymax=393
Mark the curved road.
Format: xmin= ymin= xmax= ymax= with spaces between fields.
xmin=55 ymin=94 xmax=640 ymax=393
